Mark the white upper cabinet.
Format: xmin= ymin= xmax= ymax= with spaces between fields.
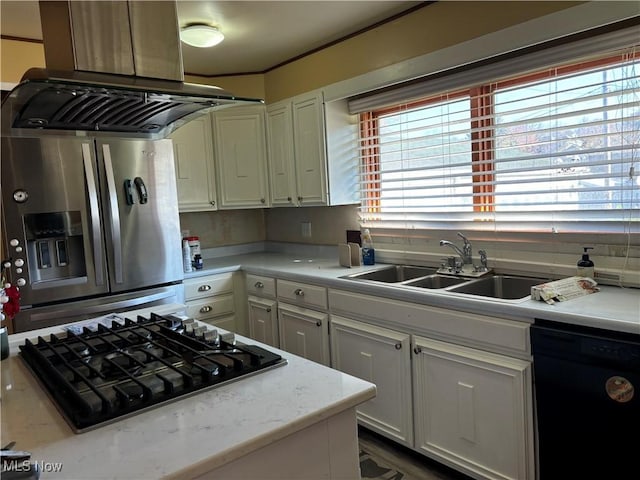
xmin=266 ymin=101 xmax=297 ymax=206
xmin=266 ymin=91 xmax=359 ymax=207
xmin=291 ymin=91 xmax=328 ymax=206
xmin=213 ymin=105 xmax=270 ymax=209
xmin=169 ymin=115 xmax=217 ymax=212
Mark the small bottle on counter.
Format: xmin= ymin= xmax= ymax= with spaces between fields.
xmin=361 ymin=229 xmax=375 ymax=265
xmin=193 ymin=254 xmax=203 ymax=270
xmin=182 ymin=239 xmax=193 ymax=273
xmin=577 ymin=247 xmax=595 ymax=278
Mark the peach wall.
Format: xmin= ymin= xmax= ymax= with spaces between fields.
xmin=184 ymin=73 xmax=265 ymax=100
xmin=0 ymin=39 xmax=45 ymax=85
xmin=263 ymin=1 xmax=583 ymax=102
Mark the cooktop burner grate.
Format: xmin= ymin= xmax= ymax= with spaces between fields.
xmin=19 ymin=312 xmax=286 ymax=432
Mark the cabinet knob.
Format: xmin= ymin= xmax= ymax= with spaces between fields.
xmin=200 ymin=305 xmax=213 ymax=313
xmin=254 ymin=281 xmax=264 ymax=289
xmin=297 ymin=196 xmax=303 ymax=201
xmin=210 ymin=200 xmax=216 ymax=206
xmin=316 ymin=320 xmax=322 ymax=327
xmin=266 ymin=307 xmax=271 ymax=313
xmin=198 ymin=285 xmax=212 ymax=292
xmin=395 ymin=343 xmax=402 ymax=350
xmin=413 ymin=346 xmax=422 ymax=354
xmin=294 ymin=288 xmax=305 ymax=296
xmin=260 ymin=198 xmax=266 ymax=203
xmin=287 ymin=196 xmax=292 ymax=202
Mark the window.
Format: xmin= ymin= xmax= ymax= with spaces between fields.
xmin=356 ymin=50 xmax=639 ymax=233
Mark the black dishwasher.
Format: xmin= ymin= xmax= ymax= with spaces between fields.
xmin=531 ymin=319 xmax=640 ymax=479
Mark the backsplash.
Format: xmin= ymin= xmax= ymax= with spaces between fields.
xmin=180 ymin=207 xmax=638 ymax=288
xmin=179 ymin=210 xmax=265 ymax=249
xmin=265 ymin=205 xmax=359 ymax=245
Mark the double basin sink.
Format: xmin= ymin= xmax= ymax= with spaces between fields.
xmin=341 ymin=265 xmax=548 ymax=301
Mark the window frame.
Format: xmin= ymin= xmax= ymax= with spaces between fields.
xmin=359 ymin=52 xmax=639 ymax=227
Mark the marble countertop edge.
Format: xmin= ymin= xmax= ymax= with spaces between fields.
xmin=166 ymin=384 xmax=376 ymax=480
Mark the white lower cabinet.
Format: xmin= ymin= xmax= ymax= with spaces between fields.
xmin=247 ymin=296 xmax=279 ymax=347
xmin=412 ymin=336 xmax=534 ymax=480
xmin=278 ymin=303 xmax=330 ymax=366
xmin=184 ymin=272 xmax=237 ymax=331
xmin=330 ymin=315 xmax=413 ymax=447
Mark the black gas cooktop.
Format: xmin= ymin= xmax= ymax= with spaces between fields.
xmin=19 ymin=312 xmax=286 ymax=433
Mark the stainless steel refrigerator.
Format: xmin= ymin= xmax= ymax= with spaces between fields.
xmin=1 ymin=136 xmax=184 ymax=332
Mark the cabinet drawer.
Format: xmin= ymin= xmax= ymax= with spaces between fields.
xmin=246 ymin=274 xmax=276 ymax=298
xmin=186 ymin=293 xmax=235 ymax=320
xmin=277 ymin=279 xmax=327 ymax=310
xmin=184 ymin=273 xmax=234 ymax=301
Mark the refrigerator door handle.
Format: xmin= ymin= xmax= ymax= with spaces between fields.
xmin=102 ymin=144 xmax=124 ymax=284
xmin=134 ymin=176 xmax=148 ymax=204
xmin=82 ymin=143 xmax=105 ymax=286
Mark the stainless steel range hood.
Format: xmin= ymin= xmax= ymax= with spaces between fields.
xmin=1 ymin=1 xmax=263 ymax=139
xmin=2 ymin=67 xmax=263 ymax=138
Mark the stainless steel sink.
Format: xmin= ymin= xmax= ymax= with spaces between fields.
xmin=405 ymin=274 xmax=469 ymax=289
xmin=447 ymin=275 xmax=547 ymax=299
xmin=343 ymin=265 xmax=437 ymax=283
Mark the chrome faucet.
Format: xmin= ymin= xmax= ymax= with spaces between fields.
xmin=439 ymin=232 xmax=473 ymax=265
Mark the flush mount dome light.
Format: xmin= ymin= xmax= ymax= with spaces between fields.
xmin=180 ymin=24 xmax=224 ymax=48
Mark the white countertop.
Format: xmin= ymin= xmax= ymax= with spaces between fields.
xmin=1 ymin=305 xmax=376 ymax=480
xmin=188 ymin=251 xmax=640 ymax=335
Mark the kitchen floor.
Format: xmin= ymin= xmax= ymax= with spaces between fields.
xmin=358 ymin=427 xmax=472 ymax=480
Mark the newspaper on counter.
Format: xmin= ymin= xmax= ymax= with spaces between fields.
xmin=531 ymin=276 xmax=600 ymax=305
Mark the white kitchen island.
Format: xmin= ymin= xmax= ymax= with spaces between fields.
xmin=0 ymin=305 xmax=376 ymax=480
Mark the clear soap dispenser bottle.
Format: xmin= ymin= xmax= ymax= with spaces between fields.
xmin=577 ymin=247 xmax=594 ymax=278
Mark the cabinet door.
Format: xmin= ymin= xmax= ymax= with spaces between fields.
xmin=412 ymin=336 xmax=534 ymax=480
xmin=292 ymin=92 xmax=327 ymax=206
xmin=278 ymin=303 xmax=330 ymax=366
xmin=266 ymin=101 xmax=297 ymax=206
xmin=247 ymin=296 xmax=279 ymax=347
xmin=213 ymin=106 xmax=269 ymax=208
xmin=169 ymin=116 xmax=217 ymax=212
xmin=330 ymin=315 xmax=413 ymax=447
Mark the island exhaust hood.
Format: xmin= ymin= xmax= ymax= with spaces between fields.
xmin=2 ymin=1 xmax=263 ymax=139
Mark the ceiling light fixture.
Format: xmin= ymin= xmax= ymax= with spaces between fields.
xmin=180 ymin=24 xmax=224 ymax=48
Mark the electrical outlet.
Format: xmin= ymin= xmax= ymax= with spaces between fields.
xmin=301 ymin=221 xmax=312 ymax=238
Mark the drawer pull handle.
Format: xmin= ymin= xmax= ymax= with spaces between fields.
xmin=294 ymin=288 xmax=305 ymax=296
xmin=254 ymin=281 xmax=264 ymax=289
xmin=395 ymin=343 xmax=402 ymax=350
xmin=198 ymin=285 xmax=212 ymax=292
xmin=200 ymin=305 xmax=213 ymax=313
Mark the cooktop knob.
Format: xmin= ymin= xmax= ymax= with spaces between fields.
xmin=220 ymin=332 xmax=235 ymax=345
xmin=203 ymin=329 xmax=218 ymax=343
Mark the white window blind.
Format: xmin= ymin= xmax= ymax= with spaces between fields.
xmin=355 ymin=41 xmax=640 ymax=234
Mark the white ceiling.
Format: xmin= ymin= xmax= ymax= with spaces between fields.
xmin=1 ymin=1 xmax=424 ymax=76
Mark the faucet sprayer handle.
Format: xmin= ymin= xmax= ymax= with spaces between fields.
xmin=477 ymin=250 xmax=488 ymax=271
xmin=457 ymin=232 xmax=469 ymax=244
